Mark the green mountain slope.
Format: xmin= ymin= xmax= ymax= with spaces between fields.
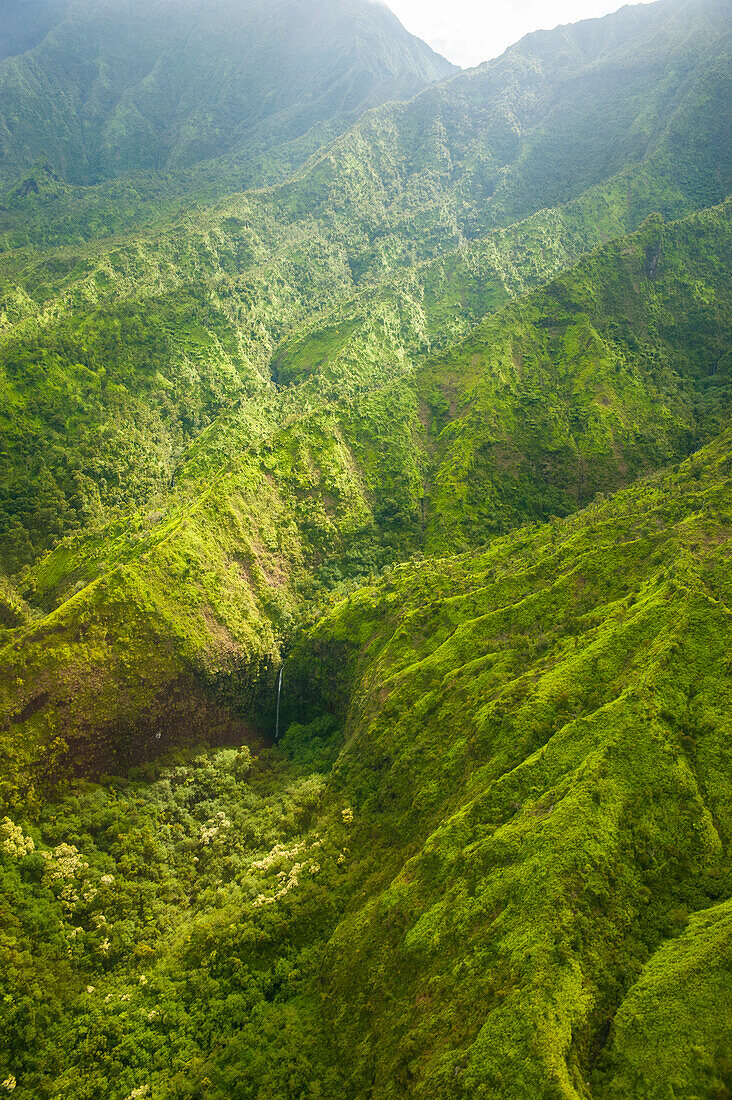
xmin=294 ymin=0 xmax=731 ymax=227
xmin=0 ymin=0 xmax=728 ymax=579
xmin=0 ymin=0 xmax=454 ymax=190
xmin=277 ymin=422 xmax=732 ymax=1100
xmin=0 ymin=186 xmax=636 ymax=572
xmin=1 ymin=409 xmax=730 ymax=1099
xmin=3 ymin=0 xmax=728 ymax=255
xmin=1 ymin=199 xmax=729 ymax=807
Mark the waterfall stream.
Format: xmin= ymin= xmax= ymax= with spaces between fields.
xmin=275 ymin=666 xmax=283 ymax=740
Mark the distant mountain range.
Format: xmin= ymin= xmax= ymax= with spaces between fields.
xmin=0 ymin=0 xmax=455 ymax=188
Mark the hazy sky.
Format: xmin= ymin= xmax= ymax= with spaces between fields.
xmin=385 ymin=0 xmax=657 ymax=67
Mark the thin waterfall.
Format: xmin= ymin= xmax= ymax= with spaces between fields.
xmin=275 ymin=666 xmax=283 ymax=740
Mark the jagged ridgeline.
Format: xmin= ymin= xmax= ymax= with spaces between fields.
xmin=2 ymin=196 xmax=730 ymax=802
xmin=0 ymin=0 xmax=731 ymax=1096
xmin=281 ymin=427 xmax=732 ymax=1099
xmin=0 ymin=0 xmax=455 ymax=189
xmin=0 ymin=0 xmax=729 ymax=575
xmin=1 ymin=419 xmax=731 ymax=1099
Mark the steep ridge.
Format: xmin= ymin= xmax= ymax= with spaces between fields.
xmin=2 ymin=0 xmax=726 ymax=257
xmin=1 ymin=199 xmax=729 ymax=807
xmin=0 ymin=187 xmax=637 ymax=572
xmin=278 ymin=423 xmax=732 ymax=1098
xmin=0 ymin=0 xmax=454 ymax=189
xmin=0 ymin=0 xmax=728 ymax=579
xmin=2 ymin=0 xmax=728 ymax=254
xmin=1 ymin=411 xmax=730 ymax=1099
xmin=283 ymin=0 xmax=731 ymax=226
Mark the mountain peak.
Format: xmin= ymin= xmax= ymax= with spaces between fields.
xmin=0 ymin=0 xmax=455 ymax=188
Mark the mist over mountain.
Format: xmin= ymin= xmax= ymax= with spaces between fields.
xmin=0 ymin=0 xmax=70 ymax=60
xmin=0 ymin=0 xmax=455 ymax=187
xmin=0 ymin=0 xmax=730 ymax=1097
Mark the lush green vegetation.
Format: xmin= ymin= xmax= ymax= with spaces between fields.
xmin=0 ymin=0 xmax=728 ymax=577
xmin=1 ymin=198 xmax=729 ymax=808
xmin=2 ymin=425 xmax=731 ymax=1098
xmin=0 ymin=742 xmax=351 ymax=1099
xmin=0 ymin=0 xmax=731 ymax=1094
xmin=281 ymin=424 xmax=732 ymax=1098
xmin=0 ymin=0 xmax=453 ymax=190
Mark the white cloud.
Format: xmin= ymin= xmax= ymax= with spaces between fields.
xmin=385 ymin=0 xmax=658 ymax=68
